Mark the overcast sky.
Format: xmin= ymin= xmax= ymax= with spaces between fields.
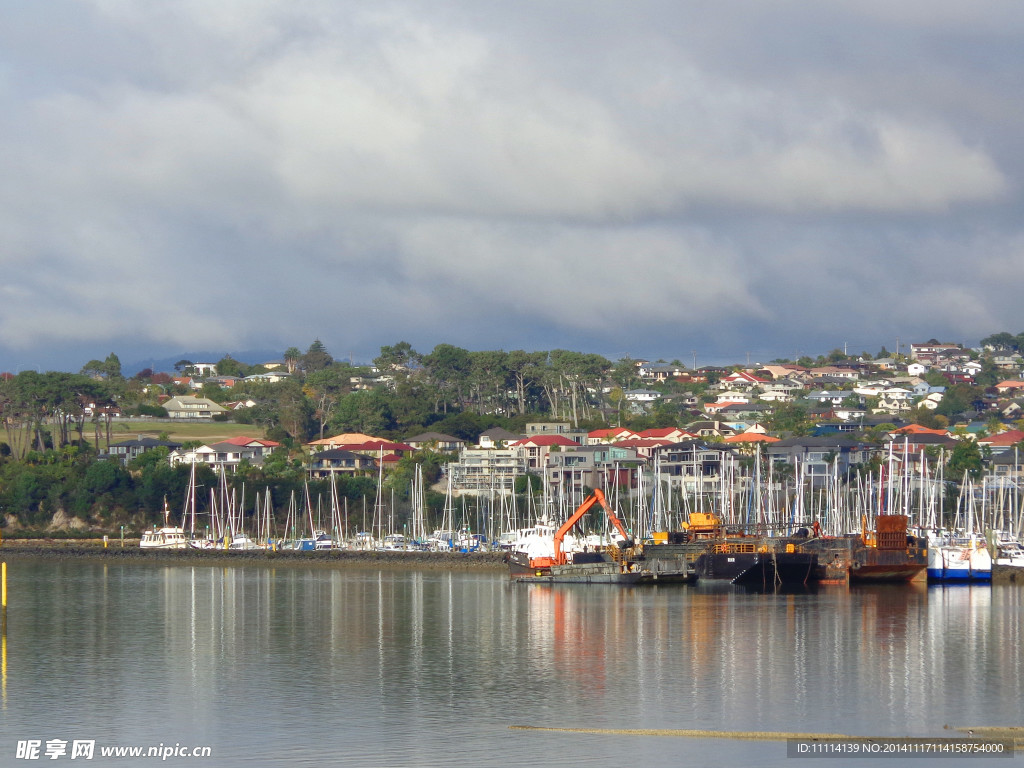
xmin=3 ymin=1 xmax=1024 ymax=373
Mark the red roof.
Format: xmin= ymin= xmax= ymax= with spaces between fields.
xmin=221 ymin=436 xmax=280 ymax=447
xmin=893 ymin=425 xmax=949 ymax=436
xmin=615 ymin=438 xmax=674 ymax=448
xmin=511 ymin=435 xmax=580 ymax=447
xmin=588 ymin=427 xmax=636 ymax=439
xmin=723 ymin=433 xmax=780 ymax=443
xmin=979 ymin=430 xmax=1024 ymax=446
xmin=637 ymin=427 xmax=693 ymax=439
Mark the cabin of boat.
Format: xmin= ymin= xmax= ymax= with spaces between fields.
xmin=140 ymin=526 xmax=188 ymax=549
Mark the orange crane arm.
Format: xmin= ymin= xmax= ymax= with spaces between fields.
xmin=553 ymin=488 xmax=632 ymax=566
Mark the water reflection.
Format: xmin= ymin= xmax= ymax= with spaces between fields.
xmin=0 ymin=562 xmax=1019 ymax=768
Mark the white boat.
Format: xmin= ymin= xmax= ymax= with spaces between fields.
xmin=926 ymin=532 xmax=992 ymax=582
xmin=140 ymin=502 xmax=188 ymax=549
xmin=140 ymin=527 xmax=188 ymax=549
xmin=995 ymin=539 xmax=1024 ymax=567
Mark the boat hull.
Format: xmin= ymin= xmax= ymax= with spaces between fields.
xmin=513 ymin=563 xmax=645 ymax=585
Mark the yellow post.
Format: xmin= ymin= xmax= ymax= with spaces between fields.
xmin=1 ymin=561 xmax=6 ymax=630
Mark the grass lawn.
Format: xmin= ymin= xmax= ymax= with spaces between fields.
xmin=106 ymin=420 xmax=268 ymax=444
xmin=1 ymin=420 xmax=269 ymax=449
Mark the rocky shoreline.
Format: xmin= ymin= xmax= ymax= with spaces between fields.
xmin=0 ymin=539 xmax=508 ymax=572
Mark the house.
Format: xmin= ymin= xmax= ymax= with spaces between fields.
xmin=244 ymin=371 xmax=291 ymax=384
xmin=713 ymin=390 xmax=753 ymax=404
xmin=306 ymin=433 xmax=383 ymax=452
xmin=767 ymin=437 xmax=875 ymax=487
xmin=204 ymin=376 xmax=241 ymax=389
xmin=161 ymin=396 xmax=228 ymax=420
xmin=804 ymin=390 xmax=851 ymax=406
xmin=223 ymin=399 xmax=257 ymax=411
xmin=477 ymin=427 xmax=526 ymax=449
xmin=170 ymin=438 xmax=275 ymax=472
xmin=525 ymin=422 xmax=588 ymax=444
xmin=652 ymin=440 xmax=741 ymax=495
xmin=171 ymin=376 xmax=203 ymax=391
xmin=977 ymin=429 xmax=1024 ymax=455
xmin=614 ymin=438 xmax=675 ymax=460
xmin=509 ymin=434 xmax=581 ymax=470
xmin=342 ymin=440 xmax=415 ymax=461
xmin=105 ymin=437 xmax=182 ymax=465
xmin=809 ymin=366 xmax=859 ymax=380
xmin=307 ymin=449 xmax=377 ymax=479
xmin=623 ymin=389 xmax=662 ymax=403
xmin=911 ymin=382 xmax=946 ymax=398
xmin=721 ymin=371 xmax=768 ymax=388
xmin=994 ymin=380 xmax=1024 ymax=395
xmin=637 ymin=362 xmax=689 ymax=382
xmin=635 ymin=427 xmax=694 ymax=442
xmin=217 ymin=436 xmax=280 ymax=459
xmin=713 ymin=403 xmax=772 ymax=423
xmin=545 ymin=444 xmax=641 ymax=494
xmin=448 ymin=448 xmax=526 ymax=493
xmin=189 ymin=363 xmax=219 ymax=376
xmin=910 ymin=342 xmax=965 ymax=366
xmin=686 ymin=420 xmax=737 ymax=438
xmin=587 ymin=427 xmax=638 ymax=445
xmin=757 ymin=364 xmax=809 ymax=381
xmin=906 ymin=363 xmax=929 ymax=377
xmin=404 ymin=432 xmax=466 ymax=452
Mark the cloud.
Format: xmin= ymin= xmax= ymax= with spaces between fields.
xmin=0 ymin=1 xmax=1022 ymax=369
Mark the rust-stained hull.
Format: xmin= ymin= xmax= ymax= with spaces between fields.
xmin=806 ymin=533 xmax=928 ymax=584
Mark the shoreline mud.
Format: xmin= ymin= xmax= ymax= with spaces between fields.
xmin=0 ymin=539 xmax=508 ymax=572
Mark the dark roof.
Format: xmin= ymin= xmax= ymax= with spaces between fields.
xmin=770 ymin=436 xmax=872 ymax=449
xmin=887 ymin=434 xmax=957 ymax=446
xmin=109 ymin=438 xmax=182 ymax=449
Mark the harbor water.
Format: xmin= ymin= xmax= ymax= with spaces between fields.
xmin=0 ymin=560 xmax=1020 ymax=767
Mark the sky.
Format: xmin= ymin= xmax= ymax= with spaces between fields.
xmin=3 ymin=1 xmax=1024 ymax=374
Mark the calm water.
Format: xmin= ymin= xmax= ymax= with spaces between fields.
xmin=0 ymin=560 xmax=1020 ymax=767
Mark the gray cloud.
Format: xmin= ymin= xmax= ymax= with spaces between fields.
xmin=1 ymin=1 xmax=1022 ymax=370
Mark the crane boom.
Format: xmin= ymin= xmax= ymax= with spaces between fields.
xmin=553 ymin=488 xmax=632 ymax=566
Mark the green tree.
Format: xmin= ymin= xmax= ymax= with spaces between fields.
xmin=216 ymin=355 xmax=247 ymax=378
xmin=374 ymin=341 xmax=420 ymax=373
xmin=301 ymin=340 xmax=334 ymax=374
xmin=947 ymin=439 xmax=983 ymax=481
xmin=331 ymin=389 xmax=396 ymax=435
xmin=505 ymin=350 xmax=545 ymax=415
xmin=283 ymin=347 xmax=302 ymax=375
xmin=422 ymin=344 xmax=472 ymax=413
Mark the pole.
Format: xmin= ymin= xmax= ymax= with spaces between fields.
xmin=1 ymin=562 xmax=6 ymax=631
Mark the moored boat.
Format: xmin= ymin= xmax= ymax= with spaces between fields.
xmin=926 ymin=532 xmax=991 ymax=583
xmin=140 ymin=501 xmax=188 ymax=550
